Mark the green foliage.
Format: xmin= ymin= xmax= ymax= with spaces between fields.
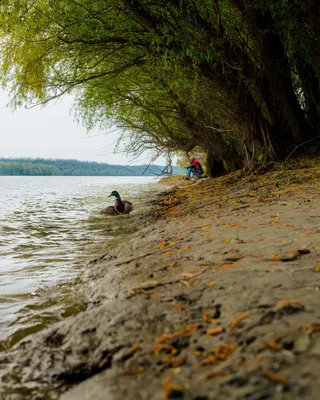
xmin=0 ymin=0 xmax=319 ymax=173
xmin=0 ymin=162 xmax=61 ymax=176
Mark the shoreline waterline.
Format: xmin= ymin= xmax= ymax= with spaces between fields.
xmin=1 ymin=162 xmax=320 ymax=399
xmin=0 ymin=176 xmax=162 ymax=348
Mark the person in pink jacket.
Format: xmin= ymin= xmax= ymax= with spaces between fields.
xmin=185 ymin=157 xmax=204 ymax=180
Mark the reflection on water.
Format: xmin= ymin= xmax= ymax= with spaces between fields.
xmin=0 ymin=176 xmax=158 ymax=349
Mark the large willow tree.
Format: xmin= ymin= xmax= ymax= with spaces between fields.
xmin=0 ymin=0 xmax=319 ymax=175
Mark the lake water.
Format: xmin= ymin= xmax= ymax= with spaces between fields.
xmin=0 ymin=176 xmax=159 ymax=348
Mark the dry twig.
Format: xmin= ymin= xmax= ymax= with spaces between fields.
xmin=127 ymin=267 xmax=210 ymax=295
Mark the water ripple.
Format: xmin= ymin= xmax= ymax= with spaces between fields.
xmin=0 ymin=176 xmax=159 ymax=348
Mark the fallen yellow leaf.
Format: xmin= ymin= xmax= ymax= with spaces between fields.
xmin=205 ymin=370 xmax=229 ymax=379
xmin=163 ymin=251 xmax=175 ymax=257
xmin=120 ymin=366 xmax=144 ymax=375
xmin=157 ymin=241 xmax=171 ymax=249
xmin=207 ymin=327 xmax=222 ymax=336
xmin=130 ymin=344 xmax=141 ymax=353
xmin=154 ymin=344 xmax=177 ymax=356
xmin=227 ymin=314 xmax=250 ymax=332
xmin=183 ymin=269 xmax=199 ymax=275
xmin=155 ymin=324 xmax=199 ymax=345
xmin=264 ymin=337 xmax=283 ymax=352
xmin=274 ymin=300 xmax=303 ymax=309
xmin=162 ymin=354 xmax=186 ymax=368
xmin=263 ymin=370 xmax=289 ymax=384
xmin=163 ymin=376 xmax=184 ymax=400
xmin=199 ymin=344 xmax=236 ymax=366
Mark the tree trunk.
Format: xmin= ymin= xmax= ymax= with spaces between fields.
xmin=206 ymin=152 xmax=226 ymax=177
xmin=202 ymin=128 xmax=243 ymax=177
xmin=260 ymin=29 xmax=311 ymax=144
xmin=230 ymin=1 xmax=312 ymax=150
xmin=299 ymin=64 xmax=320 ymax=132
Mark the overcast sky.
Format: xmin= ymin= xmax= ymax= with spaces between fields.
xmin=0 ymin=91 xmax=165 ymax=165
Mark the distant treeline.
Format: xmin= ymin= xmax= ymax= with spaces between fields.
xmin=0 ymin=158 xmax=182 ymax=176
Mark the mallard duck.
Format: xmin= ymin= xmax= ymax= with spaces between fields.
xmin=108 ymin=190 xmax=133 ymax=215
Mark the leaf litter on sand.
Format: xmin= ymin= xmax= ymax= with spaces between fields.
xmin=198 ymin=344 xmax=237 ymax=366
xmin=263 ymin=337 xmax=283 ymax=352
xmin=148 ymin=160 xmax=320 ymax=397
xmin=157 ymin=241 xmax=176 ymax=249
xmin=154 ymin=324 xmax=199 ymax=345
xmin=202 ymin=310 xmax=217 ymax=323
xmin=156 ymin=157 xmax=320 ymax=222
xmin=163 ymin=375 xmax=184 ymax=400
xmin=93 ymin=163 xmax=320 ymax=395
xmin=227 ymin=314 xmax=250 ymax=332
xmin=162 ymin=354 xmax=186 ymax=368
xmin=154 ymin=344 xmax=177 ymax=356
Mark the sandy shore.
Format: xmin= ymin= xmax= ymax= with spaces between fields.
xmin=1 ymin=158 xmax=320 ymax=400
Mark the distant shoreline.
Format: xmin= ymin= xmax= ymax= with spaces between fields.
xmin=0 ymin=157 xmax=183 ymax=177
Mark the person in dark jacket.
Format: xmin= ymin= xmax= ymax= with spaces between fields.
xmin=185 ymin=157 xmax=204 ymax=180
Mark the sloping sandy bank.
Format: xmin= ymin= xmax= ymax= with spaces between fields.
xmin=1 ymin=158 xmax=320 ymax=400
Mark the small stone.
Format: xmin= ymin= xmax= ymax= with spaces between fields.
xmin=294 ymin=334 xmax=311 ymax=353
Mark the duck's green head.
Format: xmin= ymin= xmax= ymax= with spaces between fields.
xmin=108 ymin=190 xmax=121 ymax=199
